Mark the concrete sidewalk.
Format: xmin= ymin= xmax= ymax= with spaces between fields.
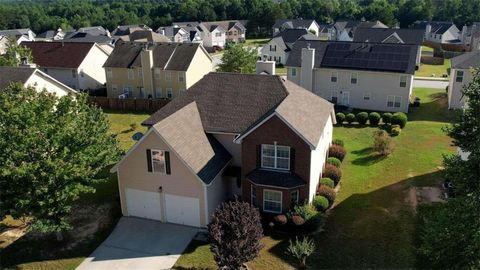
xmin=76 ymin=217 xmax=198 ymax=270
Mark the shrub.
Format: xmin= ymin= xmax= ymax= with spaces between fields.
xmin=336 ymin=113 xmax=345 ymax=124
xmin=369 ymin=112 xmax=381 ymax=125
xmin=274 ymin=214 xmax=287 ymax=225
xmin=286 ymin=237 xmax=316 ymax=268
xmin=320 ymin=177 xmax=335 ymax=188
xmin=356 ymin=112 xmax=369 ymax=125
xmin=293 ymin=204 xmax=317 ymax=221
xmin=313 ymin=196 xmax=329 ymax=211
xmin=382 ymin=112 xmax=393 ymax=124
xmin=329 ymin=144 xmax=346 ymax=161
xmin=332 ymin=139 xmax=344 ymax=147
xmin=346 ymin=113 xmax=356 ymax=124
xmin=326 ymin=157 xmax=341 ymax=168
xmin=291 ymin=215 xmax=305 ymax=226
xmin=317 ymin=185 xmax=336 ymax=204
xmin=373 ymin=129 xmax=395 ymax=156
xmin=324 ymin=164 xmax=342 ymax=184
xmin=130 ymin=123 xmax=138 ymax=131
xmin=391 ymin=112 xmax=408 ymax=128
xmin=390 ymin=125 xmax=402 ymax=136
xmin=208 ymin=199 xmax=263 ymax=269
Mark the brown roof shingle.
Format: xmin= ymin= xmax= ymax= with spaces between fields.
xmin=21 ymin=41 xmax=95 ymax=69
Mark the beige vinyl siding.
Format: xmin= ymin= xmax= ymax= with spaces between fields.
xmin=448 ymin=68 xmax=471 ymax=109
xmin=185 ymin=47 xmax=213 ymax=89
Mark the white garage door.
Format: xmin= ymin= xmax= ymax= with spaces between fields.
xmin=125 ymin=188 xmax=162 ymax=221
xmin=165 ymin=194 xmax=201 ymax=227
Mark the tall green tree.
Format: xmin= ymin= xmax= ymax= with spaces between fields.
xmin=218 ymin=44 xmax=258 ymax=73
xmin=0 ymin=84 xmax=121 ymax=238
xmin=0 ymin=39 xmax=33 ymax=67
xmin=418 ymin=69 xmax=480 ymax=269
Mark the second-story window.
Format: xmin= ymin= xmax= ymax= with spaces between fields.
xmin=138 ymin=68 xmax=143 ymax=78
xmin=154 ymin=68 xmax=161 ymax=79
xmin=165 ymin=71 xmax=171 ymax=81
xmin=178 ymin=72 xmax=184 ymax=82
xmin=261 ymin=144 xmax=290 ymax=170
xmin=331 ymin=72 xmax=338 ymax=83
xmin=400 ymin=75 xmax=407 ymax=87
xmin=270 ymin=45 xmax=276 ymax=52
xmin=128 ymin=69 xmax=134 ymax=80
xmin=106 ymin=68 xmax=113 ymax=79
xmin=72 ymin=70 xmax=77 ymax=78
xmin=350 ymin=72 xmax=358 ymax=84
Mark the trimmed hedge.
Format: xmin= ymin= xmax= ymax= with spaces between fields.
xmin=320 ymin=177 xmax=335 ymax=188
xmin=274 ymin=214 xmax=287 ymax=225
xmin=382 ymin=112 xmax=393 ymax=124
xmin=291 ymin=215 xmax=305 ymax=226
xmin=326 ymin=157 xmax=341 ymax=168
xmin=332 ymin=139 xmax=344 ymax=147
xmin=336 ymin=113 xmax=345 ymax=124
xmin=346 ymin=113 xmax=356 ymax=124
xmin=356 ymin=112 xmax=368 ymax=125
xmin=324 ymin=164 xmax=342 ymax=184
xmin=391 ymin=112 xmax=408 ymax=128
xmin=313 ymin=196 xmax=329 ymax=211
xmin=329 ymin=144 xmax=346 ymax=161
xmin=317 ymin=185 xmax=336 ymax=204
xmin=391 ymin=124 xmax=402 ymax=136
xmin=369 ymin=112 xmax=381 ymax=125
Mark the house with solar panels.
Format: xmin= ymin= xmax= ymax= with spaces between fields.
xmin=285 ymin=40 xmax=418 ymax=113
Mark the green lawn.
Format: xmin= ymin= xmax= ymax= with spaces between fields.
xmin=244 ymin=38 xmax=269 ymax=47
xmin=173 ymin=88 xmax=455 ymax=269
xmin=276 ymin=66 xmax=287 ymax=75
xmin=415 ymin=58 xmax=450 ymax=78
xmin=421 ymin=45 xmax=434 ymax=53
xmin=0 ymin=111 xmax=150 ymax=270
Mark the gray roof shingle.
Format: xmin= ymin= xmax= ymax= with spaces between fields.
xmin=353 ymin=28 xmax=424 ymax=45
xmin=286 ymin=40 xmax=418 ymax=74
xmin=273 ymin=29 xmax=316 ymax=50
xmin=247 ymin=169 xmax=305 ymax=188
xmin=451 ymin=51 xmax=480 ymax=69
xmin=273 ymin=19 xmax=316 ymax=30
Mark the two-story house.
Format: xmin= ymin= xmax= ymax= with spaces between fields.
xmin=460 ymin=23 xmax=480 ymax=51
xmin=353 ymin=28 xmax=424 ymax=66
xmin=21 ymin=41 xmax=110 ymax=90
xmin=448 ymin=50 xmax=479 ymax=109
xmin=203 ymin=20 xmax=246 ymax=43
xmin=413 ymin=21 xmax=461 ymax=47
xmin=286 ymin=40 xmax=418 ymax=113
xmin=173 ymin=22 xmax=227 ymax=49
xmin=110 ymin=69 xmax=336 ymax=227
xmin=103 ymin=42 xmax=212 ymax=99
xmin=157 ymin=26 xmax=192 ymax=43
xmin=333 ymin=20 xmax=388 ymax=41
xmin=272 ymin=19 xmax=320 ymax=37
xmin=0 ymin=28 xmax=36 ymax=44
xmin=261 ymin=29 xmax=317 ymax=65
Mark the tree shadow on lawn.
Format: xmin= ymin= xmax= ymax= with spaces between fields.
xmin=351 ymin=147 xmax=387 ymax=166
xmin=409 ymin=92 xmax=457 ymax=123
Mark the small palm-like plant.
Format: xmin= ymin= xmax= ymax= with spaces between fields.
xmin=286 ymin=236 xmax=316 ymax=268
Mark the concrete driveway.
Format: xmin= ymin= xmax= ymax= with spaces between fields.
xmin=76 ymin=217 xmax=198 ymax=270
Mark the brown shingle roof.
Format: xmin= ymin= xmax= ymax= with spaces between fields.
xmin=0 ymin=67 xmax=35 ymax=89
xmin=21 ymin=41 xmax=95 ymax=69
xmin=104 ymin=42 xmax=202 ymax=71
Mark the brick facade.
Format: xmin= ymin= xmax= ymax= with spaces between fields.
xmin=241 ymin=115 xmax=311 ymax=213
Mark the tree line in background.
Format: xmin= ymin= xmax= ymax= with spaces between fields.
xmin=0 ymin=0 xmax=479 ymax=37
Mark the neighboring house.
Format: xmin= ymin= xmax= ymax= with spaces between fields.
xmin=0 ymin=35 xmax=9 ymax=54
xmin=261 ymin=29 xmax=317 ymax=65
xmin=353 ymin=28 xmax=424 ymax=66
xmin=333 ymin=20 xmax=388 ymax=41
xmin=414 ymin=21 xmax=461 ymax=45
xmin=78 ymin=26 xmax=111 ymax=37
xmin=36 ymin=28 xmax=65 ymax=41
xmin=286 ymin=40 xmax=417 ymax=113
xmin=318 ymin=24 xmax=336 ymax=40
xmin=0 ymin=28 xmax=36 ymax=44
xmin=103 ymin=42 xmax=212 ymax=99
xmin=110 ymin=70 xmax=336 ymax=227
xmin=448 ymin=50 xmax=479 ymax=109
xmin=460 ymin=23 xmax=480 ymax=51
xmin=0 ymin=66 xmax=76 ymax=96
xmin=173 ymin=21 xmax=227 ymax=48
xmin=203 ymin=20 xmax=246 ymax=43
xmin=111 ymin=25 xmax=152 ymax=37
xmin=63 ymin=32 xmax=114 ymax=45
xmin=22 ymin=41 xmax=110 ymax=90
xmin=273 ymin=19 xmax=320 ymax=37
xmin=157 ymin=26 xmax=192 ymax=43
xmin=117 ymin=30 xmax=170 ymax=43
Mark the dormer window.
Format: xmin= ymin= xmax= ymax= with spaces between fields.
xmin=261 ymin=144 xmax=290 ymax=170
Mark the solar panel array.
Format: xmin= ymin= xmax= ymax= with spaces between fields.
xmin=321 ymin=43 xmax=412 ymax=73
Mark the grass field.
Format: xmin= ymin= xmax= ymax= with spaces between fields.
xmin=173 ymin=88 xmax=455 ymax=269
xmin=244 ymin=38 xmax=269 ymax=47
xmin=415 ymin=58 xmax=450 ymax=78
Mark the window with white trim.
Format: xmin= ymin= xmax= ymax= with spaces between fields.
xmin=363 ymin=92 xmax=371 ymax=100
xmin=178 ymin=72 xmax=184 ymax=82
xmin=456 ymin=70 xmax=464 ymax=83
xmin=290 ymin=68 xmax=297 ymax=77
xmin=350 ymin=72 xmax=358 ymax=84
xmin=165 ymin=71 xmax=171 ymax=81
xmin=151 ymin=150 xmax=166 ymax=174
xmin=331 ymin=71 xmax=338 ymax=83
xmin=261 ymin=144 xmax=290 ymax=170
xmin=290 ymin=190 xmax=299 ymax=205
xmin=154 ymin=68 xmax=161 ymax=79
xmin=138 ymin=68 xmax=143 ymax=78
xmin=387 ymin=95 xmax=402 ymax=108
xmin=400 ymin=75 xmax=407 ymax=87
xmin=106 ymin=68 xmax=113 ymax=79
xmin=166 ymin=88 xmax=173 ymax=98
xmin=270 ymin=45 xmax=276 ymax=52
xmin=128 ymin=69 xmax=134 ymax=80
xmin=179 ymin=89 xmax=186 ymax=95
xmin=263 ymin=189 xmax=282 ymax=213
xmin=251 ymin=185 xmax=257 ymax=206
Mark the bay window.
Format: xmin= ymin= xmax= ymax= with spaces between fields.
xmin=263 ymin=189 xmax=282 ymax=213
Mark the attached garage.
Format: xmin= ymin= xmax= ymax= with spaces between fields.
xmin=125 ymin=188 xmax=162 ymax=221
xmin=165 ymin=194 xmax=201 ymax=227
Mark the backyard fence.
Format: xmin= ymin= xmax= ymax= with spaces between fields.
xmin=88 ymin=97 xmax=170 ymax=113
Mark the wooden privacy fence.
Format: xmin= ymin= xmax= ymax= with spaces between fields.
xmin=88 ymin=97 xmax=170 ymax=112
